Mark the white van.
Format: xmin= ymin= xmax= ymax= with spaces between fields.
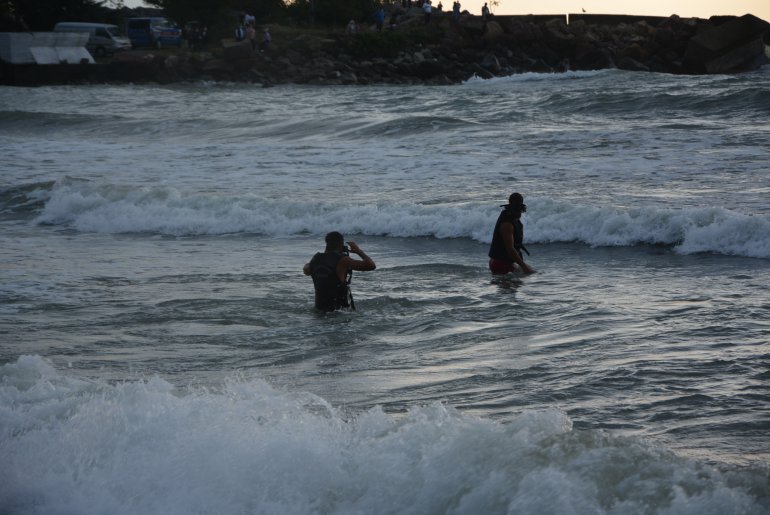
xmin=54 ymin=22 xmax=132 ymax=57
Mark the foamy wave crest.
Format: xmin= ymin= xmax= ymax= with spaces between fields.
xmin=463 ymin=69 xmax=610 ymax=85
xmin=33 ymin=178 xmax=490 ymax=239
xmin=34 ymin=179 xmax=770 ymax=258
xmin=2 ymin=355 xmax=768 ymax=515
xmin=528 ymin=199 xmax=770 ymax=258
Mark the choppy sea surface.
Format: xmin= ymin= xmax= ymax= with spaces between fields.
xmin=1 ymin=68 xmax=769 ymax=514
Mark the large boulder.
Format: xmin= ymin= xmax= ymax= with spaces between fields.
xmin=574 ymin=45 xmax=616 ymax=70
xmin=480 ymin=52 xmax=501 ymax=73
xmin=467 ymin=63 xmax=493 ymax=79
xmin=545 ymin=24 xmax=577 ymax=55
xmin=618 ymin=43 xmax=645 ymax=61
xmin=702 ymin=38 xmax=768 ymax=73
xmin=222 ymin=39 xmax=254 ymax=61
xmin=617 ymin=56 xmax=649 ymax=71
xmin=202 ymin=59 xmax=232 ymax=75
xmin=684 ymin=14 xmax=770 ymax=72
xmin=413 ymin=58 xmax=446 ymax=79
xmin=463 ymin=18 xmax=486 ymax=35
xmin=482 ymin=21 xmax=505 ymax=43
xmin=502 ymin=19 xmax=541 ymax=43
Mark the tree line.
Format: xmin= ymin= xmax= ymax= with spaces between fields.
xmin=5 ymin=0 xmax=380 ymax=32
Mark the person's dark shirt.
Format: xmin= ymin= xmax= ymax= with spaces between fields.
xmin=308 ymin=251 xmax=349 ymax=311
xmin=488 ymin=209 xmax=523 ymax=261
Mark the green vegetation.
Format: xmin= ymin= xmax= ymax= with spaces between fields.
xmin=348 ymin=30 xmax=409 ymax=58
xmin=346 ymin=25 xmax=446 ymax=59
xmin=5 ymin=0 xmax=124 ymax=31
xmin=286 ymin=0 xmax=376 ymax=26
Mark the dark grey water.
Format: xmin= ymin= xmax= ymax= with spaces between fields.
xmin=1 ymin=69 xmax=769 ymax=514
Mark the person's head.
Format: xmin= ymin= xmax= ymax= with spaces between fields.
xmin=325 ymin=231 xmax=345 ymax=252
xmin=506 ymin=192 xmax=527 ymax=213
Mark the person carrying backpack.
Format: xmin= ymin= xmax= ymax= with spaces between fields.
xmin=303 ymin=232 xmax=376 ymax=312
xmin=488 ymin=192 xmax=536 ymax=275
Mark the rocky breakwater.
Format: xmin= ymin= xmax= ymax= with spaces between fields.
xmin=7 ymin=12 xmax=769 ymax=86
xmin=117 ymin=12 xmax=769 ymax=85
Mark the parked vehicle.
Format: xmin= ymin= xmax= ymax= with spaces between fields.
xmin=126 ymin=17 xmax=182 ymax=49
xmin=53 ymin=22 xmax=131 ymax=57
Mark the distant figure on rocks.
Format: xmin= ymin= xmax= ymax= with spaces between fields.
xmin=197 ymin=26 xmax=208 ymax=50
xmin=481 ymin=2 xmax=490 ymax=20
xmin=452 ymin=1 xmax=461 ymax=19
xmin=389 ymin=10 xmax=400 ymax=28
xmin=346 ymin=19 xmax=359 ymax=36
xmin=261 ymin=27 xmax=271 ymax=51
xmin=246 ymin=24 xmax=256 ymax=50
xmin=488 ymin=192 xmax=536 ymax=275
xmin=437 ymin=1 xmax=443 ymax=11
xmin=187 ymin=24 xmax=207 ymax=51
xmin=422 ymin=0 xmax=432 ymax=24
xmin=304 ymin=232 xmax=376 ymax=312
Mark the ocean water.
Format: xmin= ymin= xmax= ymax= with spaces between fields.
xmin=1 ymin=68 xmax=769 ymax=514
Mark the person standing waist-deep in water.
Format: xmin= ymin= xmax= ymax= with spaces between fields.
xmin=488 ymin=192 xmax=536 ymax=275
xmin=303 ymin=231 xmax=376 ymax=312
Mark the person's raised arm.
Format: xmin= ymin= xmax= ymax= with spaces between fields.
xmin=344 ymin=241 xmax=376 ymax=271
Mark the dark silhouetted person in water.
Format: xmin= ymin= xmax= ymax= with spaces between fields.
xmin=488 ymin=192 xmax=536 ymax=275
xmin=304 ymin=232 xmax=376 ymax=311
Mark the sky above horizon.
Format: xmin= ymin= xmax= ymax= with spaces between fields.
xmin=123 ymin=0 xmax=769 ymax=24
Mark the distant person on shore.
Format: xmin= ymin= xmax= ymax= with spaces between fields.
xmin=246 ymin=24 xmax=256 ymax=50
xmin=261 ymin=27 xmax=271 ymax=51
xmin=346 ymin=19 xmax=359 ymax=36
xmin=193 ymin=25 xmax=208 ymax=50
xmin=304 ymin=232 xmax=376 ymax=312
xmin=186 ymin=25 xmax=205 ymax=51
xmin=422 ymin=0 xmax=432 ymax=24
xmin=481 ymin=2 xmax=490 ymax=20
xmin=452 ymin=1 xmax=461 ymax=20
xmin=488 ymin=193 xmax=536 ymax=275
xmin=389 ymin=10 xmax=400 ymax=29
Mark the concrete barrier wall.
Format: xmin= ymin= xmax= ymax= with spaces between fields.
xmin=0 ymin=32 xmax=90 ymax=64
xmin=481 ymin=13 xmax=672 ymax=26
xmin=492 ymin=14 xmax=567 ymax=24
xmin=568 ymin=14 xmax=670 ymax=26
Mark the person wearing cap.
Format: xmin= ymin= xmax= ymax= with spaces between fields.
xmin=303 ymin=231 xmax=376 ymax=312
xmin=488 ymin=192 xmax=536 ymax=275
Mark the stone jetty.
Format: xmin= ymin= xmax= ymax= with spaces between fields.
xmin=2 ymin=11 xmax=769 ymax=86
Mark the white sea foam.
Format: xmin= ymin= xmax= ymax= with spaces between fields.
xmin=34 ymin=179 xmax=770 ymax=258
xmin=0 ymin=356 xmax=766 ymax=515
xmin=463 ymin=69 xmax=612 ymax=85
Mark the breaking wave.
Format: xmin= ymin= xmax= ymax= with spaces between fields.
xmin=1 ymin=355 xmax=768 ymax=515
xmin=7 ymin=178 xmax=769 ymax=258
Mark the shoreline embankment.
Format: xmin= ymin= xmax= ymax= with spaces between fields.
xmin=2 ymin=12 xmax=769 ymax=86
